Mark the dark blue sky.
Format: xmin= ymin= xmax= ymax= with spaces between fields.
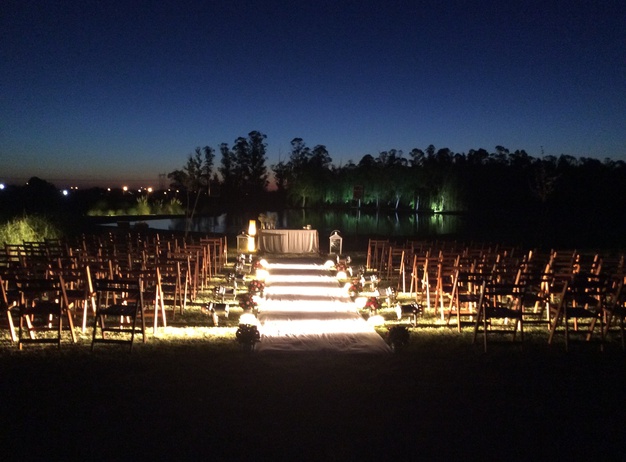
xmin=2 ymin=0 xmax=625 ymax=188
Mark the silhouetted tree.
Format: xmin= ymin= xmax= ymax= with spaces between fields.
xmin=231 ymin=131 xmax=269 ymax=197
xmin=168 ymin=146 xmax=214 ymax=236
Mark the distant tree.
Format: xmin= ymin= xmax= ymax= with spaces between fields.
xmin=280 ymin=138 xmax=333 ymax=207
xmin=23 ymin=177 xmax=61 ymax=214
xmin=168 ymin=146 xmax=214 ymax=236
xmin=231 ymin=131 xmax=269 ymax=197
xmin=425 ymin=144 xmax=436 ymax=160
xmin=467 ymin=148 xmax=489 ymax=165
xmin=408 ymin=148 xmax=425 ymax=167
xmin=218 ymin=142 xmax=236 ymax=196
xmin=247 ymin=130 xmax=269 ymax=193
xmin=272 ymin=160 xmax=289 ymax=192
xmin=529 ymin=158 xmax=558 ymax=203
xmin=358 ymin=154 xmax=376 ymax=168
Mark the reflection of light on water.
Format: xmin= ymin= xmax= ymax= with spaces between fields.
xmin=100 ymin=211 xmax=462 ymax=237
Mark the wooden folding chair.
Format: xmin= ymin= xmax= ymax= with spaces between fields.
xmin=91 ymin=277 xmax=146 ymax=352
xmin=366 ymin=239 xmax=389 ymax=272
xmin=16 ymin=276 xmax=77 ymax=349
xmin=446 ymin=269 xmax=485 ymax=331
xmin=435 ymin=252 xmax=460 ymax=320
xmin=548 ymin=273 xmax=607 ymax=351
xmin=124 ymin=268 xmax=166 ymax=334
xmin=601 ymin=276 xmax=625 ymax=349
xmin=51 ymin=265 xmax=97 ymax=333
xmin=0 ymin=273 xmax=19 ymax=342
xmin=472 ymin=280 xmax=527 ymax=352
xmin=156 ymin=261 xmax=186 ymax=318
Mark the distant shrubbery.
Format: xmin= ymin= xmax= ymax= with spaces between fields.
xmin=87 ymin=197 xmax=184 ymax=217
xmin=0 ymin=215 xmax=62 ymax=245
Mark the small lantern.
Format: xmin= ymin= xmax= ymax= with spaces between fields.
xmin=329 ymin=230 xmax=342 ymax=255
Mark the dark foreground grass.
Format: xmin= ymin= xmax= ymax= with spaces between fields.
xmin=1 ymin=329 xmax=625 ymax=461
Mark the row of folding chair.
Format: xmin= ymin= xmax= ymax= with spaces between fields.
xmin=1 ymin=231 xmax=229 ymax=347
xmin=0 ymin=272 xmax=78 ymax=349
xmin=445 ymin=249 xmax=626 ymax=351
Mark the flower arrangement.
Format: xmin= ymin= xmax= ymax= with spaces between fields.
xmin=248 ymin=279 xmax=265 ymax=294
xmin=238 ymin=293 xmax=257 ymax=311
xmin=365 ymin=296 xmax=381 ymax=313
xmin=348 ymin=279 xmax=363 ymax=295
xmin=387 ymin=325 xmax=410 ymax=351
xmin=236 ymin=324 xmax=261 ymax=352
xmin=252 ymin=259 xmax=264 ymax=270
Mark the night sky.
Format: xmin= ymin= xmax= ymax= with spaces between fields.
xmin=2 ymin=0 xmax=625 ymax=188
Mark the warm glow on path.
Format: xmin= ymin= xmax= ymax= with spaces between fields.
xmin=255 ymin=260 xmax=390 ymax=352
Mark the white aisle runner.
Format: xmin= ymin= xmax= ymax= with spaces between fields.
xmin=255 ymin=261 xmax=391 ymax=353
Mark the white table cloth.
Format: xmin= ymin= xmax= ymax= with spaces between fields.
xmin=258 ymin=229 xmax=319 ymax=254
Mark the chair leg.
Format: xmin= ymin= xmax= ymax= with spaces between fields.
xmin=6 ymin=309 xmax=17 ymax=343
xmin=65 ymin=310 xmax=77 ymax=343
xmin=57 ymin=312 xmax=62 ymax=349
xmin=91 ymin=314 xmax=98 ymax=351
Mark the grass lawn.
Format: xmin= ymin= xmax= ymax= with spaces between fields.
xmin=1 ymin=323 xmax=625 ymax=461
xmin=2 ymin=252 xmax=625 ymax=461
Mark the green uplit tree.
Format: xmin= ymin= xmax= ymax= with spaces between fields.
xmin=282 ymin=138 xmax=333 ymax=207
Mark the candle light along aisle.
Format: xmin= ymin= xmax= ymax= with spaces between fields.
xmin=252 ymin=260 xmax=391 ymax=353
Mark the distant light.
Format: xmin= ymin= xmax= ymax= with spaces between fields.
xmin=0 ymin=183 xmax=4 ymax=190
xmin=147 ymin=187 xmax=153 ymax=193
xmin=123 ymin=186 xmax=128 ymax=192
xmin=107 ymin=188 xmax=111 ymax=192
xmin=61 ymin=190 xmax=69 ymax=196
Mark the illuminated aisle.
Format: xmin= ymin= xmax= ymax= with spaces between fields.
xmin=255 ymin=261 xmax=391 ymax=353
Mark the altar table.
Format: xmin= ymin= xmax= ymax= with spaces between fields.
xmin=258 ymin=229 xmax=319 ymax=254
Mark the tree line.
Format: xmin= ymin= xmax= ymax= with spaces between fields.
xmin=169 ymin=131 xmax=626 ymax=218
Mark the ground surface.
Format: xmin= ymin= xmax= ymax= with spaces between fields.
xmin=2 ymin=337 xmax=625 ymax=461
xmin=3 ymin=253 xmax=626 ymax=461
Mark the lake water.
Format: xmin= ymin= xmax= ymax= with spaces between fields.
xmin=112 ymin=209 xmax=464 ymax=239
xmin=107 ymin=208 xmax=624 ymax=250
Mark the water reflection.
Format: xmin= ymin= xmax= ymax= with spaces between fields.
xmin=118 ymin=210 xmax=463 ymax=238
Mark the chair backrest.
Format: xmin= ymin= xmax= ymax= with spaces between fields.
xmin=17 ymin=277 xmax=63 ymax=304
xmin=95 ymin=277 xmax=143 ymax=308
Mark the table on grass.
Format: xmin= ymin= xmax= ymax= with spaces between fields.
xmin=258 ymin=229 xmax=319 ymax=254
